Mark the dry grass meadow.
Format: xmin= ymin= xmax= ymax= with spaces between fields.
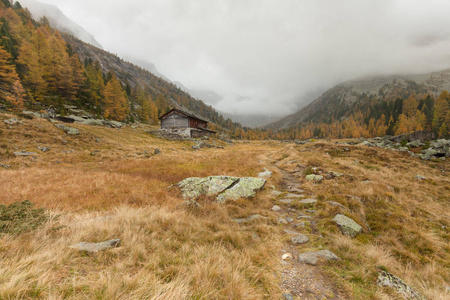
xmin=0 ymin=112 xmax=449 ymax=299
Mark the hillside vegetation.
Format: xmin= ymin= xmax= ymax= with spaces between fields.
xmin=0 ymin=112 xmax=448 ymax=299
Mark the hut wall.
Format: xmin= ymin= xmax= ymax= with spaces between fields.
xmin=161 ymin=113 xmax=189 ymax=129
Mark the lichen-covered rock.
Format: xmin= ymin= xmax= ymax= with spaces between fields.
xmin=177 ymin=176 xmax=265 ymax=202
xmin=298 ymin=250 xmax=339 ymax=265
xmin=377 ymin=270 xmax=426 ymax=300
xmin=332 ymin=214 xmax=362 ymax=237
xmin=70 ymin=239 xmax=121 ymax=253
xmin=232 ymin=214 xmax=267 ymax=224
xmin=177 ymin=176 xmax=239 ymax=199
xmin=217 ymin=177 xmax=266 ymax=203
xmin=305 ymin=174 xmax=323 ymax=182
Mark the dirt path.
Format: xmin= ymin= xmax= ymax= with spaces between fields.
xmin=262 ymin=153 xmax=344 ymax=299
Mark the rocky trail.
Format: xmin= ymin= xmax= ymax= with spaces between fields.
xmin=263 ymin=153 xmax=345 ymax=300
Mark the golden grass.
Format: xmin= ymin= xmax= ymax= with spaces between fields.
xmin=1 ymin=113 xmax=449 ymax=299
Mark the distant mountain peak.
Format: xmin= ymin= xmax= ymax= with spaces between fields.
xmin=17 ymin=0 xmax=103 ymax=49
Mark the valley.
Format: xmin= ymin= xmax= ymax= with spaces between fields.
xmin=1 ymin=112 xmax=448 ymax=299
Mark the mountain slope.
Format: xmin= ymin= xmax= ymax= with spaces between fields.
xmin=18 ymin=0 xmax=103 ymax=49
xmin=267 ymin=69 xmax=450 ymax=130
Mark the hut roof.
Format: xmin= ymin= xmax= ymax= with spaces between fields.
xmin=158 ymin=108 xmax=210 ymax=123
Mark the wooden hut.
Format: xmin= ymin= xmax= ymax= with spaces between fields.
xmin=158 ymin=108 xmax=216 ymax=138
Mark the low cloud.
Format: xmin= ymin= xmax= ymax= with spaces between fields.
xmin=37 ymin=0 xmax=450 ymax=116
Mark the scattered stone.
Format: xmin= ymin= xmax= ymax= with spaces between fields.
xmin=3 ymin=118 xmax=23 ymax=125
xmin=291 ymin=234 xmax=309 ymax=244
xmin=95 ymin=137 xmax=101 ymax=143
xmin=332 ymin=214 xmax=363 ymax=237
xmin=0 ymin=163 xmax=12 ymax=169
xmin=298 ymin=215 xmax=312 ymax=219
xmin=305 ymin=174 xmax=323 ymax=182
xmin=329 ymin=171 xmax=344 ymax=178
xmin=415 ymin=175 xmax=427 ymax=181
xmin=70 ymin=239 xmax=121 ymax=253
xmin=278 ymin=199 xmax=293 ymax=204
xmin=258 ymin=167 xmax=273 ymax=178
xmin=271 ymin=190 xmax=283 ymax=196
xmin=306 ymin=210 xmax=316 ymax=213
xmin=54 ymin=124 xmax=79 ymax=135
xmin=281 ymin=253 xmax=292 ymax=260
xmin=284 ymin=193 xmax=305 ymax=198
xmin=293 ymin=222 xmax=306 ymax=228
xmin=299 ymin=198 xmax=317 ymax=204
xmin=298 ymin=250 xmax=340 ymax=265
xmin=272 ymin=205 xmax=282 ymax=211
xmin=232 ymin=214 xmax=267 ymax=224
xmin=13 ymin=151 xmax=37 ymax=157
xmin=282 ymin=292 xmax=294 ymax=300
xmin=37 ymin=146 xmax=50 ymax=152
xmin=154 ymin=148 xmax=161 ymax=155
xmin=285 ymin=217 xmax=294 ymax=223
xmin=288 ymin=187 xmax=305 ymax=193
xmin=278 ymin=217 xmax=288 ymax=225
xmin=325 ymin=201 xmax=346 ymax=209
xmin=284 ymin=229 xmax=300 ymax=235
xmin=377 ymin=270 xmax=426 ymax=300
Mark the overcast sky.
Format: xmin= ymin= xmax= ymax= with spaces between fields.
xmin=29 ymin=0 xmax=450 ymax=115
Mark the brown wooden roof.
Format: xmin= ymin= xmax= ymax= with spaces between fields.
xmin=158 ymin=108 xmax=209 ymax=123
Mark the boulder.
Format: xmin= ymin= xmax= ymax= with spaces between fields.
xmin=258 ymin=168 xmax=273 ymax=178
xmin=291 ymin=234 xmax=309 ymax=244
xmin=37 ymin=146 xmax=50 ymax=152
xmin=332 ymin=214 xmax=363 ymax=237
xmin=217 ymin=177 xmax=266 ymax=203
xmin=70 ymin=239 xmax=121 ymax=253
xmin=3 ymin=118 xmax=23 ymax=125
xmin=305 ymin=174 xmax=323 ymax=182
xmin=177 ymin=176 xmax=265 ymax=203
xmin=272 ymin=205 xmax=282 ymax=211
xmin=377 ymin=270 xmax=426 ymax=300
xmin=298 ymin=250 xmax=339 ymax=265
xmin=177 ymin=176 xmax=239 ymax=199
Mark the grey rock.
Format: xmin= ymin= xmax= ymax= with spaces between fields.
xmin=21 ymin=110 xmax=41 ymax=118
xmin=306 ymin=210 xmax=316 ymax=213
xmin=300 ymin=198 xmax=317 ymax=204
xmin=326 ymin=201 xmax=346 ymax=209
xmin=332 ymin=214 xmax=363 ymax=237
xmin=14 ymin=151 xmax=37 ymax=157
xmin=271 ymin=190 xmax=283 ymax=196
xmin=284 ymin=193 xmax=305 ymax=198
xmin=298 ymin=250 xmax=340 ymax=265
xmin=37 ymin=146 xmax=50 ymax=152
xmin=4 ymin=118 xmax=23 ymax=125
xmin=217 ymin=177 xmax=266 ymax=202
xmin=272 ymin=205 xmax=282 ymax=211
xmin=293 ymin=222 xmax=306 ymax=228
xmin=305 ymin=174 xmax=323 ymax=182
xmin=232 ymin=214 xmax=267 ymax=224
xmin=70 ymin=239 xmax=121 ymax=253
xmin=278 ymin=217 xmax=288 ymax=224
xmin=329 ymin=171 xmax=344 ymax=178
xmin=377 ymin=270 xmax=426 ymax=300
xmin=258 ymin=168 xmax=273 ymax=178
xmin=278 ymin=199 xmax=293 ymax=204
xmin=415 ymin=175 xmax=427 ymax=180
xmin=54 ymin=124 xmax=79 ymax=135
xmin=284 ymin=229 xmax=300 ymax=235
xmin=407 ymin=140 xmax=424 ymax=148
xmin=282 ymin=292 xmax=294 ymax=300
xmin=154 ymin=148 xmax=161 ymax=155
xmin=291 ymin=234 xmax=309 ymax=244
xmin=0 ymin=163 xmax=12 ymax=169
xmin=285 ymin=217 xmax=294 ymax=223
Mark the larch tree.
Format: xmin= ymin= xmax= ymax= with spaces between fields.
xmin=103 ymin=73 xmax=128 ymax=121
xmin=0 ymin=45 xmax=24 ymax=109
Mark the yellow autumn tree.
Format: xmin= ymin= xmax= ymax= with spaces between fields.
xmin=0 ymin=45 xmax=24 ymax=110
xmin=103 ymin=74 xmax=128 ymax=121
